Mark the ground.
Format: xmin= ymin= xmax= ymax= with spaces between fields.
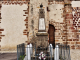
xmin=70 ymin=49 xmax=80 ymax=60
xmin=0 ymin=53 xmax=17 ymax=60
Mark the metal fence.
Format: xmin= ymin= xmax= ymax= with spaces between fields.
xmin=17 ymin=43 xmax=71 ymax=60
xmin=17 ymin=43 xmax=25 ymax=60
xmin=59 ymin=44 xmax=71 ymax=60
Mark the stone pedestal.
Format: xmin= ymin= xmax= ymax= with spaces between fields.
xmin=36 ymin=32 xmax=48 ymax=48
xmin=35 ymin=32 xmax=49 ymax=56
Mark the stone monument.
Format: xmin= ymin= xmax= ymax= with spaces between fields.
xmin=36 ymin=4 xmax=49 ymax=50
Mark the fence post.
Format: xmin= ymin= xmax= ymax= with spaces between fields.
xmin=22 ymin=43 xmax=24 ymax=55
xmin=17 ymin=45 xmax=18 ymax=60
xmin=24 ymin=44 xmax=25 ymax=54
xmin=21 ymin=44 xmax=22 ymax=56
xmin=35 ymin=44 xmax=36 ymax=60
xmin=69 ymin=46 xmax=70 ymax=55
xmin=69 ymin=46 xmax=71 ymax=60
xmin=30 ymin=43 xmax=32 ymax=55
xmin=64 ymin=45 xmax=65 ymax=60
xmin=54 ymin=45 xmax=59 ymax=60
xmin=61 ymin=44 xmax=62 ymax=56
xmin=50 ymin=45 xmax=52 ymax=60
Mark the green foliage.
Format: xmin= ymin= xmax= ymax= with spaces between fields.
xmin=60 ymin=55 xmax=64 ymax=60
xmin=19 ymin=54 xmax=26 ymax=60
xmin=59 ymin=55 xmax=66 ymax=60
xmin=60 ymin=55 xmax=63 ymax=60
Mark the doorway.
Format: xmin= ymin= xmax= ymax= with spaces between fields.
xmin=48 ymin=24 xmax=55 ymax=48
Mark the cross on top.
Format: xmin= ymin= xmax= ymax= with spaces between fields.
xmin=40 ymin=3 xmax=43 ymax=8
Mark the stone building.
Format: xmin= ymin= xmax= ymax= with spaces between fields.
xmin=0 ymin=0 xmax=80 ymax=60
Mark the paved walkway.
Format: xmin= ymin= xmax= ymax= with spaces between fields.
xmin=0 ymin=53 xmax=17 ymax=60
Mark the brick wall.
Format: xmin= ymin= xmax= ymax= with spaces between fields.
xmin=0 ymin=0 xmax=30 ymax=1
xmin=0 ymin=2 xmax=5 ymax=51
xmin=23 ymin=2 xmax=29 ymax=43
xmin=0 ymin=1 xmax=30 ymax=41
xmin=48 ymin=1 xmax=66 ymax=45
xmin=1 ymin=1 xmax=29 ymax=5
xmin=64 ymin=2 xmax=80 ymax=49
xmin=72 ymin=7 xmax=80 ymax=49
xmin=65 ymin=4 xmax=75 ymax=49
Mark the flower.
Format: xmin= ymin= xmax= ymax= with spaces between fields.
xmin=39 ymin=57 xmax=41 ymax=59
xmin=39 ymin=51 xmax=46 ymax=60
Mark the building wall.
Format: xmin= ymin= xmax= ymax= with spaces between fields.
xmin=0 ymin=0 xmax=80 ymax=60
xmin=71 ymin=1 xmax=80 ymax=49
xmin=28 ymin=0 xmax=66 ymax=45
xmin=0 ymin=1 xmax=29 ymax=51
xmin=28 ymin=0 xmax=48 ymax=41
xmin=66 ymin=1 xmax=80 ymax=60
xmin=28 ymin=1 xmax=80 ymax=60
xmin=62 ymin=1 xmax=80 ymax=50
xmin=48 ymin=2 xmax=65 ymax=44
